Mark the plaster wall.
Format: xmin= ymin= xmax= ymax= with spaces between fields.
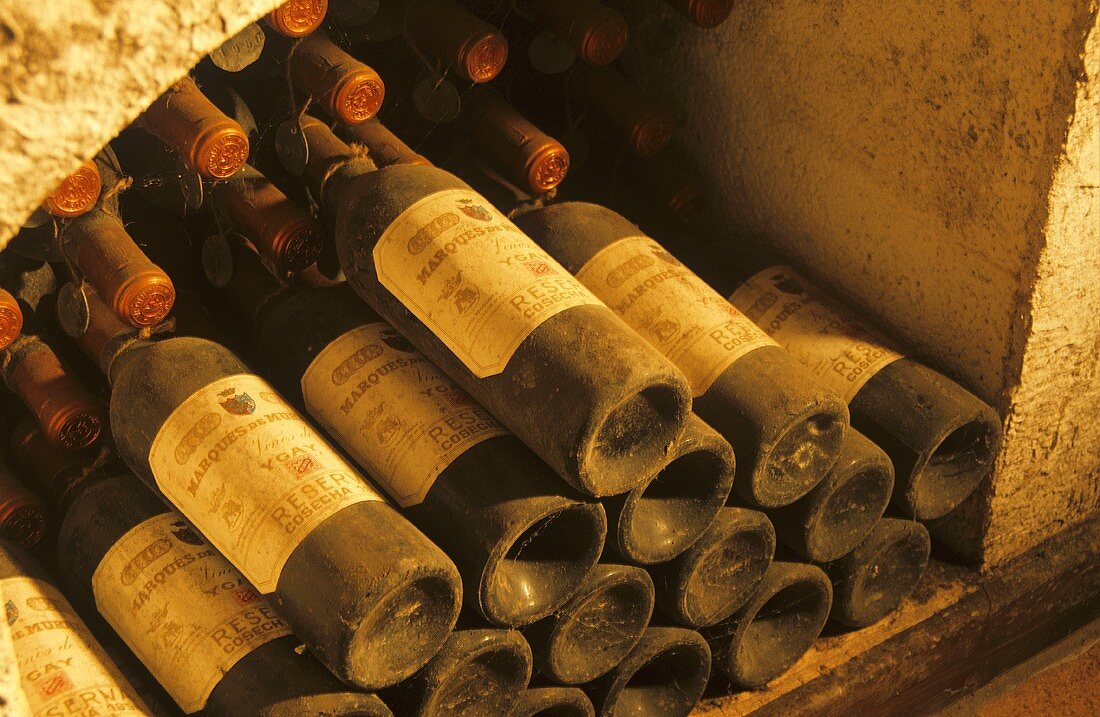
xmin=615 ymin=0 xmax=1100 ymax=566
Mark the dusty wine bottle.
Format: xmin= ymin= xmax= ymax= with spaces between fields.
xmin=217 ymin=236 xmax=606 ymax=626
xmin=461 ymin=87 xmax=571 ymax=195
xmin=41 ymin=159 xmax=103 ymax=218
xmin=381 ymin=627 xmax=532 ymax=717
xmin=10 ymin=422 xmax=394 ymax=717
xmin=288 ymin=32 xmax=386 ymax=125
xmin=0 ymin=288 xmax=22 ymax=350
xmin=265 ymin=0 xmax=330 ymax=38
xmin=392 ymin=0 xmax=509 ymax=83
xmin=770 ymin=429 xmax=894 ymax=563
xmin=514 ymin=687 xmax=595 ymax=717
xmin=293 ymin=114 xmax=691 ymax=497
xmin=604 ymin=414 xmax=735 ymax=564
xmin=703 ymin=561 xmax=832 ymax=688
xmin=650 ymin=507 xmax=775 ymax=628
xmin=576 ymin=65 xmax=676 ymax=157
xmin=585 ymin=626 xmax=711 ymax=717
xmin=73 ymin=283 xmax=463 ymax=689
xmin=140 ymin=76 xmax=250 ymax=180
xmin=523 ymin=563 xmax=653 ymax=685
xmin=687 ymin=240 xmax=1003 ymax=520
xmin=468 ymin=0 xmax=628 ymax=67
xmin=516 ymin=202 xmax=848 ymax=507
xmin=659 ymin=0 xmax=735 ymax=29
xmin=338 ymin=118 xmax=433 ymax=168
xmin=0 ymin=459 xmax=46 ymax=548
xmin=330 ymin=0 xmax=381 ymax=29
xmin=1 ymin=333 xmax=105 ymax=449
xmin=61 ymin=209 xmax=177 ymax=328
xmin=0 ymin=539 xmax=151 ymax=715
xmin=828 ymin=518 xmax=931 ymax=628
xmin=210 ymin=165 xmax=325 ymax=272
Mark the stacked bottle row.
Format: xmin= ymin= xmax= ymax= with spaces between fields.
xmin=0 ymin=1 xmax=1002 ymax=715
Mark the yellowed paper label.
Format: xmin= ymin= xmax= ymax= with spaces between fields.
xmin=576 ymin=236 xmax=777 ymax=396
xmin=2 ymin=576 xmax=149 ymax=717
xmin=373 ymin=189 xmax=604 ymax=377
xmin=148 ymin=374 xmax=383 ymax=593
xmin=302 ymin=323 xmax=510 ymax=507
xmin=91 ymin=513 xmax=294 ymax=713
xmin=729 ymin=266 xmax=904 ymax=401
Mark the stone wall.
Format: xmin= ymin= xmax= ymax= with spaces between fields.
xmin=614 ymin=0 xmax=1100 ymax=566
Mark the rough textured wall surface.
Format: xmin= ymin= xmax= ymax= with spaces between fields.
xmin=616 ymin=0 xmax=1099 ymax=566
xmin=0 ymin=0 xmax=286 ymax=248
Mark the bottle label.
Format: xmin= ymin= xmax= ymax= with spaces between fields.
xmin=302 ymin=323 xmax=510 ymax=507
xmin=147 ymin=374 xmax=384 ymax=593
xmin=1 ymin=576 xmax=149 ymax=717
xmin=373 ymin=188 xmax=604 ymax=377
xmin=728 ymin=266 xmax=904 ymax=401
xmin=91 ymin=512 xmax=295 ymax=713
xmin=576 ymin=236 xmax=777 ymax=396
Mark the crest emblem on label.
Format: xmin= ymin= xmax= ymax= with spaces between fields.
xmin=171 ymin=520 xmax=204 ymax=546
xmin=219 ymin=389 xmax=256 ymax=415
xmin=457 ymin=199 xmax=492 ymax=222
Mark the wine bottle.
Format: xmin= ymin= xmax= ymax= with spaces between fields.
xmin=687 ymin=240 xmax=1004 ymax=521
xmin=0 ymin=459 xmax=46 ymax=548
xmin=61 ymin=209 xmax=177 ymax=328
xmin=828 ymin=518 xmax=931 ymax=628
xmin=650 ymin=507 xmax=775 ymax=628
xmin=330 ymin=0 xmax=381 ymax=29
xmin=381 ymin=627 xmax=532 ymax=717
xmin=659 ymin=0 xmax=735 ymax=29
xmin=339 ymin=118 xmax=433 ymax=168
xmin=288 ymin=32 xmax=386 ymax=125
xmin=703 ymin=561 xmax=832 ymax=688
xmin=217 ymin=235 xmax=607 ymax=627
xmin=523 ymin=564 xmax=653 ymax=685
xmin=585 ymin=626 xmax=711 ymax=717
xmin=41 ymin=160 xmax=103 ymax=218
xmin=10 ymin=421 xmax=394 ymax=717
xmin=73 ymin=284 xmax=463 ymax=689
xmin=0 ymin=540 xmax=151 ymax=716
xmin=140 ymin=76 xmax=250 ymax=180
xmin=461 ymin=88 xmax=571 ymax=196
xmin=508 ymin=64 xmax=676 ymax=158
xmin=0 ymin=288 xmax=22 ymax=350
xmin=295 ymin=114 xmax=692 ymax=498
xmin=210 ymin=165 xmax=325 ymax=272
xmin=770 ymin=429 xmax=894 ymax=563
xmin=1 ymin=333 xmax=105 ymax=449
xmin=469 ymin=0 xmax=628 ymax=67
xmin=604 ymin=414 xmax=735 ymax=564
xmin=265 ymin=0 xmax=330 ymax=38
xmin=514 ymin=686 xmax=594 ymax=717
xmin=391 ymin=0 xmax=509 ymax=83
xmin=516 ymin=202 xmax=848 ymax=507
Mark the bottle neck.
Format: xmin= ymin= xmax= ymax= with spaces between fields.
xmin=0 ymin=457 xmax=45 ymax=549
xmin=8 ymin=420 xmax=104 ymax=523
xmin=463 ymin=88 xmax=571 ymax=196
xmin=73 ymin=285 xmax=143 ymax=381
xmin=299 ymin=115 xmax=379 ymax=208
xmin=221 ymin=235 xmax=292 ymax=332
xmin=140 ymin=76 xmax=249 ymax=180
xmin=339 ymin=119 xmax=432 ymax=169
xmin=288 ymin=33 xmax=386 ymax=125
xmin=214 ymin=166 xmax=325 ymax=273
xmin=62 ymin=210 xmax=176 ymax=329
